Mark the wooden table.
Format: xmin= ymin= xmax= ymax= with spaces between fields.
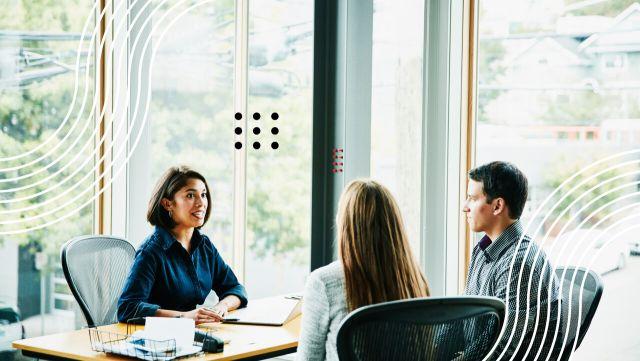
xmin=12 ymin=305 xmax=301 ymax=360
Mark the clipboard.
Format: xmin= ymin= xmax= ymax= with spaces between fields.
xmin=223 ymin=296 xmax=302 ymax=326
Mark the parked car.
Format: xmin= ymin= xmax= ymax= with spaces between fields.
xmin=546 ymin=229 xmax=630 ymax=275
xmin=0 ymin=304 xmax=25 ymax=361
xmin=630 ymin=240 xmax=640 ymax=256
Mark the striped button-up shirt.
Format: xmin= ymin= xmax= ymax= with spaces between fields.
xmin=465 ymin=220 xmax=562 ymax=361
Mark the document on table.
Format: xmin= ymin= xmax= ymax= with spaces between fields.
xmin=224 ymin=296 xmax=302 ymax=326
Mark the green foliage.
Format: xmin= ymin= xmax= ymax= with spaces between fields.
xmin=477 ymin=40 xmax=506 ymax=123
xmin=540 ymin=90 xmax=640 ymax=125
xmin=149 ymin=86 xmax=312 ymax=265
xmin=245 ymin=90 xmax=311 ymax=265
xmin=1 ymin=0 xmax=312 ymax=268
xmin=0 ymin=0 xmax=95 ymax=261
xmin=0 ymin=0 xmax=91 ymax=32
xmin=540 ymin=90 xmax=604 ymax=125
xmin=0 ymin=130 xmax=94 ymax=259
xmin=0 ymin=76 xmax=82 ymax=141
xmin=543 ymin=154 xmax=640 ymax=228
xmin=566 ymin=0 xmax=638 ymax=16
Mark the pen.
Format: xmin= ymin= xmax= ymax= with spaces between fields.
xmin=223 ymin=318 xmax=239 ymax=322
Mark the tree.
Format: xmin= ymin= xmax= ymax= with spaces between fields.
xmin=565 ymin=0 xmax=638 ymax=16
xmin=0 ymin=0 xmax=94 ymax=262
xmin=476 ymin=39 xmax=506 ymax=124
xmin=540 ymin=90 xmax=604 ymax=125
xmin=543 ymin=154 xmax=640 ymax=230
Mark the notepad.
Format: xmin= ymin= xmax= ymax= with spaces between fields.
xmin=223 ymin=296 xmax=302 ymax=326
xmin=145 ymin=317 xmax=195 ymax=350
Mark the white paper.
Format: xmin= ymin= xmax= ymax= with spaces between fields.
xmin=144 ymin=317 xmax=195 ymax=351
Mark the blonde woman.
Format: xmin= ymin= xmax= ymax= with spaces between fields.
xmin=296 ymin=179 xmax=429 ymax=361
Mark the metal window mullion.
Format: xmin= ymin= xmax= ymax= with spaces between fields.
xmin=232 ymin=0 xmax=249 ymax=282
xmin=420 ymin=0 xmax=466 ymax=297
xmin=446 ymin=0 xmax=465 ymax=295
xmin=311 ymin=0 xmax=339 ymax=271
xmin=311 ymin=0 xmax=373 ymax=270
xmin=421 ymin=0 xmax=452 ymax=297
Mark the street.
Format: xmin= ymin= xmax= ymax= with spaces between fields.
xmin=572 ymin=256 xmax=640 ymax=360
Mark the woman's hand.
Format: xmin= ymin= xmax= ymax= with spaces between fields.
xmin=207 ymin=303 xmax=229 ymax=319
xmin=183 ymin=307 xmax=224 ymax=324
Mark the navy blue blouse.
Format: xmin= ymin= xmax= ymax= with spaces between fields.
xmin=117 ymin=226 xmax=248 ymax=322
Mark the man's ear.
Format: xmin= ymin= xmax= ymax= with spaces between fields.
xmin=161 ymin=198 xmax=172 ymax=211
xmin=492 ymin=198 xmax=506 ymax=216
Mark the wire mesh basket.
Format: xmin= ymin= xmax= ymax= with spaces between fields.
xmin=88 ymin=325 xmax=212 ymax=361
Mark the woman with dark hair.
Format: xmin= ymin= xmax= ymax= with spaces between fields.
xmin=117 ymin=166 xmax=247 ymax=324
xmin=296 ymin=179 xmax=430 ymax=361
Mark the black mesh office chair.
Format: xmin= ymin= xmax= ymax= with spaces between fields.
xmin=554 ymin=267 xmax=603 ymax=361
xmin=61 ymin=236 xmax=135 ymax=327
xmin=336 ymin=296 xmax=505 ymax=361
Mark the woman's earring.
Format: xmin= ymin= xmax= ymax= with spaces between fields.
xmin=169 ymin=210 xmax=173 ymax=219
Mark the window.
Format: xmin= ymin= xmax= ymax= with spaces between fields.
xmin=602 ymin=53 xmax=627 ymax=69
xmin=476 ymin=0 xmax=640 ymax=358
xmin=370 ymin=0 xmax=425 ymax=256
xmin=149 ymin=0 xmax=236 ymax=260
xmin=0 ymin=1 xmax=95 ymax=339
xmin=142 ymin=0 xmax=314 ymax=299
xmin=245 ymin=0 xmax=313 ymax=297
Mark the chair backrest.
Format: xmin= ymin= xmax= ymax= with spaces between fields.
xmin=61 ymin=236 xmax=135 ymax=327
xmin=336 ymin=296 xmax=505 ymax=361
xmin=555 ymin=267 xmax=603 ymax=357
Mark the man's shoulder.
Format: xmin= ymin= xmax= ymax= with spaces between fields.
xmin=496 ymin=235 xmax=554 ymax=269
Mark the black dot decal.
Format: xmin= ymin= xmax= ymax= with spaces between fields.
xmin=271 ymin=127 xmax=279 ymax=135
xmin=253 ymin=127 xmax=261 ymax=135
xmin=271 ymin=112 xmax=279 ymax=120
xmin=235 ymin=112 xmax=242 ymax=120
xmin=253 ymin=112 xmax=260 ymax=120
xmin=235 ymin=142 xmax=242 ymax=149
xmin=235 ymin=127 xmax=242 ymax=135
xmin=253 ymin=142 xmax=261 ymax=149
xmin=271 ymin=142 xmax=279 ymax=149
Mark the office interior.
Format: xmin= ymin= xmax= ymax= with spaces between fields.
xmin=1 ymin=0 xmax=639 ymax=360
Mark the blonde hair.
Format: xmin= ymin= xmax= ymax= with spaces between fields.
xmin=338 ymin=179 xmax=429 ymax=311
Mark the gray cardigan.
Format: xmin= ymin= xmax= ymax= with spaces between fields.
xmin=295 ymin=261 xmax=348 ymax=361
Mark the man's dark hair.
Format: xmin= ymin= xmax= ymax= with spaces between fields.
xmin=147 ymin=165 xmax=212 ymax=230
xmin=469 ymin=161 xmax=528 ymax=219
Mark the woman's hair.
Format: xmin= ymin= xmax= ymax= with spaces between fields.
xmin=338 ymin=179 xmax=429 ymax=311
xmin=147 ymin=165 xmax=212 ymax=230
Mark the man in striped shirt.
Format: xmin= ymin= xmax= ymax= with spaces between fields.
xmin=463 ymin=161 xmax=562 ymax=361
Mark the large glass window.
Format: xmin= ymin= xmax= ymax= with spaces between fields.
xmin=246 ymin=0 xmax=313 ymax=298
xmin=370 ymin=0 xmax=425 ymax=255
xmin=476 ymin=1 xmax=640 ymax=359
xmin=0 ymin=0 xmax=95 ymax=344
xmin=149 ymin=0 xmax=236 ymax=261
xmin=146 ymin=0 xmax=314 ymax=299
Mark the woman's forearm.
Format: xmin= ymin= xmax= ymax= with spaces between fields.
xmin=155 ymin=308 xmax=185 ymax=318
xmin=216 ymin=295 xmax=241 ymax=312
